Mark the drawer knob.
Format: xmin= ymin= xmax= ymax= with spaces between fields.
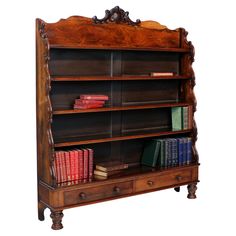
xmin=147 ymin=180 xmax=154 ymax=186
xmin=79 ymin=192 xmax=87 ymax=200
xmin=113 ymin=186 xmax=121 ymax=194
xmin=176 ymin=175 xmax=183 ymax=181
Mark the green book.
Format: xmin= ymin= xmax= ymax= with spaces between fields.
xmin=182 ymin=106 xmax=188 ymax=130
xmin=141 ymin=140 xmax=161 ymax=167
xmin=157 ymin=139 xmax=165 ymax=168
xmin=171 ymin=107 xmax=182 ymax=131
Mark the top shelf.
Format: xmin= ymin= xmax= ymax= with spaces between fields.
xmin=51 ymin=75 xmax=191 ymax=82
xmin=50 ymin=46 xmax=190 ymax=53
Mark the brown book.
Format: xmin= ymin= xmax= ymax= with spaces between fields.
xmin=150 ymin=72 xmax=174 ymax=76
xmin=94 ymin=169 xmax=122 ymax=177
xmin=95 ymin=161 xmax=129 ymax=172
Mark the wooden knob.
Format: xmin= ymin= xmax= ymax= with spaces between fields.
xmin=147 ymin=180 xmax=154 ymax=186
xmin=113 ymin=186 xmax=121 ymax=193
xmin=79 ymin=192 xmax=87 ymax=200
xmin=176 ymin=175 xmax=182 ymax=181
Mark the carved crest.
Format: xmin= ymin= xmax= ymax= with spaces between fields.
xmin=92 ymin=6 xmax=141 ymax=26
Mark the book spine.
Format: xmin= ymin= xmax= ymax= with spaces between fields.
xmin=188 ymin=105 xmax=193 ymax=129
xmin=159 ymin=140 xmax=165 ymax=168
xmin=182 ymin=138 xmax=187 ymax=165
xmin=74 ymin=104 xmax=104 ymax=109
xmin=61 ymin=151 xmax=67 ymax=183
xmin=75 ymin=99 xmax=105 ymax=105
xmin=182 ymin=106 xmax=189 ymax=130
xmin=78 ymin=150 xmax=83 ymax=180
xmin=87 ymin=148 xmax=94 ymax=179
xmin=66 ymin=151 xmax=71 ymax=182
xmin=172 ymin=139 xmax=178 ymax=166
xmin=74 ymin=150 xmax=79 ymax=182
xmin=178 ymin=138 xmax=184 ymax=166
xmin=80 ymin=95 xmax=109 ymax=100
xmin=83 ymin=149 xmax=88 ymax=179
xmin=186 ymin=138 xmax=192 ymax=165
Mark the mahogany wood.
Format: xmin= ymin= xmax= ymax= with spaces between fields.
xmin=36 ymin=6 xmax=198 ymax=230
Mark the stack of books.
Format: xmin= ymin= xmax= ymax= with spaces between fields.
xmin=94 ymin=161 xmax=129 ymax=180
xmin=54 ymin=149 xmax=94 ymax=185
xmin=171 ymin=106 xmax=193 ymax=131
xmin=141 ymin=137 xmax=192 ymax=168
xmin=73 ymin=94 xmax=109 ymax=109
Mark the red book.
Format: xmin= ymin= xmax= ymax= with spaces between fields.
xmin=69 ymin=150 xmax=76 ymax=182
xmin=74 ymin=104 xmax=104 ymax=109
xmin=73 ymin=150 xmax=79 ymax=181
xmin=60 ymin=151 xmax=67 ymax=183
xmin=83 ymin=149 xmax=89 ymax=179
xmin=75 ymin=99 xmax=105 ymax=105
xmin=76 ymin=149 xmax=83 ymax=180
xmin=87 ymin=148 xmax=94 ymax=179
xmin=80 ymin=94 xmax=109 ymax=101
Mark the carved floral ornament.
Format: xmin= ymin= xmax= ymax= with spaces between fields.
xmin=92 ymin=6 xmax=141 ymax=26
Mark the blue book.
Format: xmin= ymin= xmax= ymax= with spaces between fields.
xmin=186 ymin=138 xmax=192 ymax=165
xmin=182 ymin=138 xmax=188 ymax=165
xmin=177 ymin=138 xmax=184 ymax=165
xmin=171 ymin=139 xmax=178 ymax=166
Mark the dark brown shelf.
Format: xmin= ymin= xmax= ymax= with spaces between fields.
xmin=53 ymin=102 xmax=190 ymax=115
xmin=54 ymin=129 xmax=192 ymax=147
xmin=51 ymin=75 xmax=190 ymax=82
xmin=50 ymin=45 xmax=191 ymax=53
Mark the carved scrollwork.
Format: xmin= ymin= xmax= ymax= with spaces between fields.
xmin=92 ymin=6 xmax=141 ymax=26
xmin=39 ymin=20 xmax=56 ymax=187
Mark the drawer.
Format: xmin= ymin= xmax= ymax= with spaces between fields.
xmin=135 ymin=168 xmax=193 ymax=192
xmin=64 ymin=181 xmax=133 ymax=206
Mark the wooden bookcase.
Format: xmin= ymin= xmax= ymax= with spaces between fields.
xmin=36 ymin=6 xmax=199 ymax=230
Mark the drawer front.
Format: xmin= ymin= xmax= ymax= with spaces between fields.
xmin=64 ymin=181 xmax=133 ymax=206
xmin=135 ymin=168 xmax=193 ymax=192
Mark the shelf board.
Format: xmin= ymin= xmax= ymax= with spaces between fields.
xmin=50 ymin=45 xmax=190 ymax=53
xmin=54 ymin=129 xmax=192 ymax=147
xmin=51 ymin=75 xmax=190 ymax=82
xmin=53 ymin=102 xmax=190 ymax=115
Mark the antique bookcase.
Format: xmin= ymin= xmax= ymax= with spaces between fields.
xmin=36 ymin=6 xmax=199 ymax=230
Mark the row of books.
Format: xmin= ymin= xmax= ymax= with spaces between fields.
xmin=171 ymin=106 xmax=193 ymax=131
xmin=141 ymin=137 xmax=192 ymax=168
xmin=73 ymin=94 xmax=109 ymax=109
xmin=54 ymin=149 xmax=94 ymax=184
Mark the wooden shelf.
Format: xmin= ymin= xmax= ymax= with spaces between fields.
xmin=53 ymin=102 xmax=190 ymax=115
xmin=54 ymin=129 xmax=192 ymax=147
xmin=51 ymin=75 xmax=190 ymax=82
xmin=50 ymin=45 xmax=191 ymax=53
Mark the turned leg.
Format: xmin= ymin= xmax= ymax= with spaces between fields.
xmin=50 ymin=210 xmax=64 ymax=230
xmin=187 ymin=183 xmax=197 ymax=199
xmin=38 ymin=202 xmax=46 ymax=221
xmin=174 ymin=187 xmax=180 ymax=192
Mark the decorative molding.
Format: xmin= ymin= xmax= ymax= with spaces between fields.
xmin=92 ymin=6 xmax=141 ymax=26
xmin=39 ymin=21 xmax=48 ymax=39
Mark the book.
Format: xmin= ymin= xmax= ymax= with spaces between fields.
xmin=157 ymin=139 xmax=165 ymax=168
xmin=54 ymin=152 xmax=61 ymax=183
xmin=150 ymin=72 xmax=174 ymax=76
xmin=87 ymin=148 xmax=94 ymax=179
xmin=141 ymin=140 xmax=161 ymax=167
xmin=171 ymin=107 xmax=182 ymax=131
xmin=94 ymin=169 xmax=122 ymax=177
xmin=74 ymin=104 xmax=104 ymax=109
xmin=95 ymin=161 xmax=129 ymax=172
xmin=80 ymin=94 xmax=109 ymax=100
xmin=83 ymin=149 xmax=89 ymax=179
xmin=182 ymin=106 xmax=189 ymax=130
xmin=186 ymin=138 xmax=192 ymax=164
xmin=177 ymin=138 xmax=184 ymax=166
xmin=77 ymin=149 xmax=83 ymax=180
xmin=65 ymin=151 xmax=71 ymax=182
xmin=75 ymin=99 xmax=105 ymax=105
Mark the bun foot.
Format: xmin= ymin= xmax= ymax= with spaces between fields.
xmin=50 ymin=210 xmax=64 ymax=230
xmin=187 ymin=183 xmax=197 ymax=199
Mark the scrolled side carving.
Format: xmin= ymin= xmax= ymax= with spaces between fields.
xmin=92 ymin=6 xmax=141 ymax=26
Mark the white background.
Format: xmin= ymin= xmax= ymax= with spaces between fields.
xmin=1 ymin=0 xmax=236 ymax=235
